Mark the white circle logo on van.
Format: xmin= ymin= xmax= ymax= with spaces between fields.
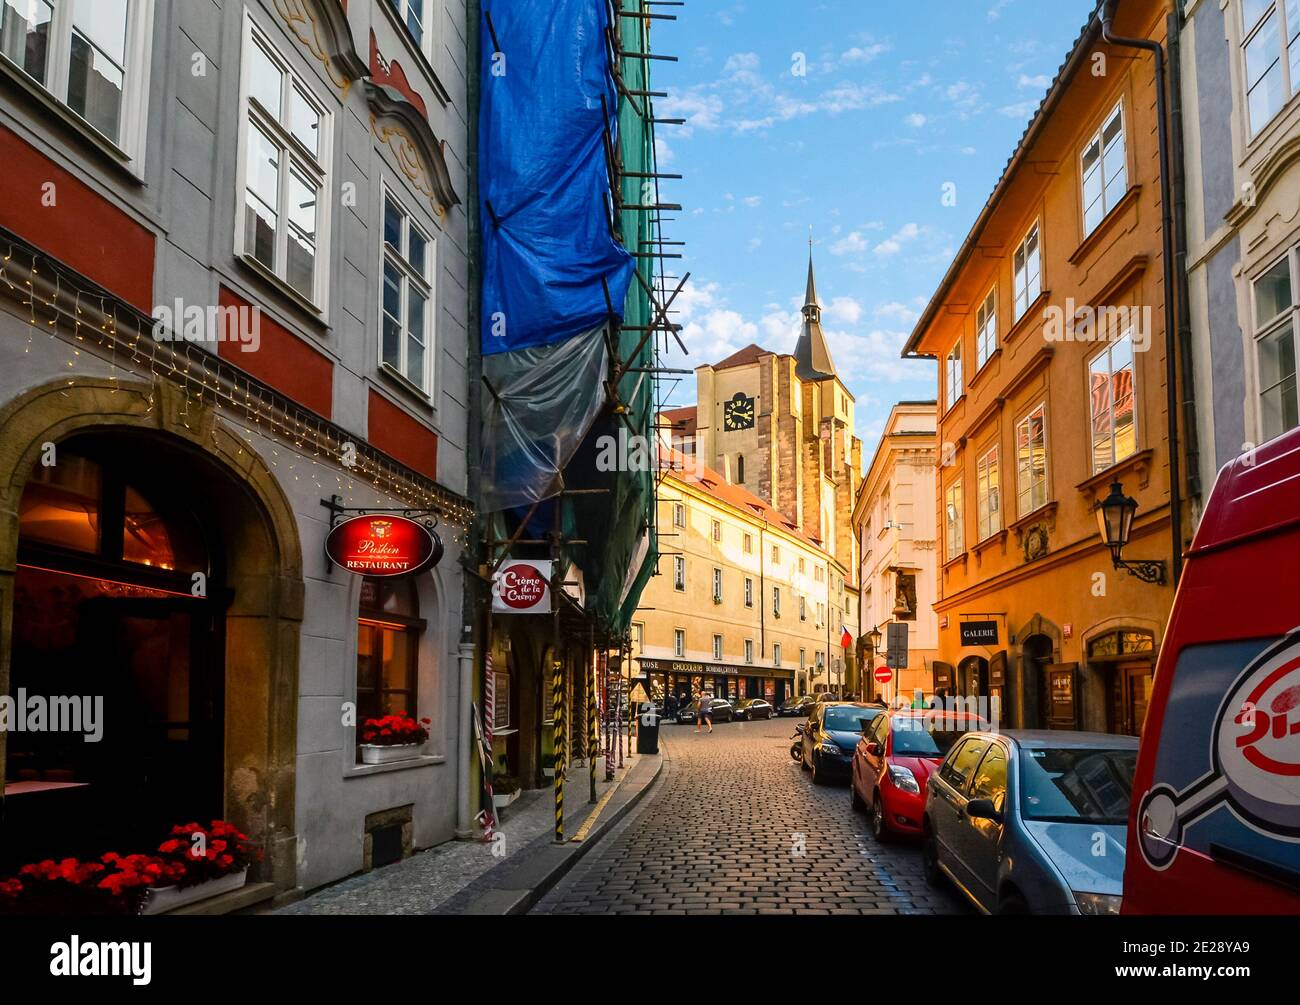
xmin=1138 ymin=634 xmax=1300 ymax=871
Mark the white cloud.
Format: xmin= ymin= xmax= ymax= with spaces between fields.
xmin=905 ymin=113 xmax=927 ymax=128
xmin=876 ymin=301 xmax=920 ymax=325
xmin=841 ymin=42 xmax=889 ymax=64
xmin=830 ymin=232 xmax=870 ymax=256
xmin=1017 ymin=73 xmax=1051 ymax=89
xmin=742 ymin=195 xmax=762 ymax=207
xmin=873 ymin=222 xmax=921 ymax=257
xmin=999 ymin=99 xmax=1041 ymax=120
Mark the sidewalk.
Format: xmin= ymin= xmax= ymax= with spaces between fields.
xmin=272 ymin=745 xmax=662 ymax=916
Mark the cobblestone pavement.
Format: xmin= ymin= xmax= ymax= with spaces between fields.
xmin=533 ymin=714 xmax=970 ymax=915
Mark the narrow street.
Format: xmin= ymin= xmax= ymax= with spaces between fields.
xmin=533 ymin=716 xmax=968 ymax=915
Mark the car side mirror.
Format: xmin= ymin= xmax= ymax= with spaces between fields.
xmin=966 ymin=798 xmax=1003 ymax=824
xmin=795 ymin=723 xmax=805 ymax=735
xmin=865 ymin=741 xmax=881 ymax=756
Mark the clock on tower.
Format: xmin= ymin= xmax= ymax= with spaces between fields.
xmin=723 ymin=392 xmax=756 ymax=431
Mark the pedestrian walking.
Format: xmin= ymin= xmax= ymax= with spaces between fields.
xmin=695 ymin=690 xmax=713 ymax=734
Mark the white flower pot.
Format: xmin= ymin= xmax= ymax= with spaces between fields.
xmin=142 ymin=868 xmax=248 ymax=915
xmin=360 ymin=743 xmax=422 ymax=765
xmin=492 ymin=790 xmax=520 ymax=809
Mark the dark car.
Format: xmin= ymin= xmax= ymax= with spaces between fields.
xmin=677 ymin=698 xmax=734 ymax=724
xmin=733 ymin=698 xmax=773 ymax=721
xmin=778 ymin=695 xmax=817 ymax=717
xmin=801 ymin=702 xmax=886 ymax=784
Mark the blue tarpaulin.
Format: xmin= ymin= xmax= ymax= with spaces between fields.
xmin=479 ymin=0 xmax=635 ymax=355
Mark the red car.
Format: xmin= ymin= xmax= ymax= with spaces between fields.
xmin=851 ymin=709 xmax=988 ymax=840
xmin=1123 ymin=426 xmax=1300 ymax=914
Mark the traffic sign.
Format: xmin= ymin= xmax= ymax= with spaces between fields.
xmin=873 ymin=665 xmax=893 ymax=685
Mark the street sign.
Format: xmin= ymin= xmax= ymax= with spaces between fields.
xmin=873 ymin=665 xmax=893 ymax=685
xmin=887 ymin=622 xmax=909 ymax=669
xmin=959 ymin=619 xmax=999 ymax=646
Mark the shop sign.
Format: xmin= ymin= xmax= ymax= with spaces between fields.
xmin=325 ymin=515 xmax=442 ymax=577
xmin=932 ymin=662 xmax=954 ymax=691
xmin=492 ymin=560 xmax=552 ymax=614
xmin=959 ymin=619 xmax=999 ymax=647
xmin=989 ymin=651 xmax=1007 ymax=687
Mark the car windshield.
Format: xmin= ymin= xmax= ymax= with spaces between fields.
xmin=890 ymin=719 xmax=968 ymax=757
xmin=823 ymin=707 xmax=875 ymax=731
xmin=1018 ymin=747 xmax=1137 ymax=824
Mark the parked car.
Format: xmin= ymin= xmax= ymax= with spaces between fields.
xmin=1124 ymin=426 xmax=1300 ymax=914
xmin=800 ymin=703 xmax=886 ymax=784
xmin=778 ymin=695 xmax=817 ymax=717
xmin=922 ymin=730 xmax=1138 ymax=915
xmin=733 ymin=698 xmax=773 ymax=721
xmin=851 ymin=709 xmax=988 ymax=840
xmin=677 ymin=698 xmax=734 ymax=724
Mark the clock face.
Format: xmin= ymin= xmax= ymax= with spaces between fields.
xmin=723 ymin=392 xmax=756 ymax=431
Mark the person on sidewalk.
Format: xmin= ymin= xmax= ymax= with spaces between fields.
xmin=695 ymin=690 xmax=713 ymax=734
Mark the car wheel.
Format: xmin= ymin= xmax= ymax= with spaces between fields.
xmin=870 ymin=792 xmax=889 ymax=842
xmin=921 ymin=825 xmax=943 ymax=887
xmin=998 ymin=891 xmax=1029 ymax=915
xmin=811 ymin=755 xmax=824 ymax=785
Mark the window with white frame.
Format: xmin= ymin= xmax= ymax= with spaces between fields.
xmin=238 ymin=18 xmax=329 ymax=306
xmin=772 ymin=586 xmax=781 ymax=618
xmin=711 ymin=519 xmax=721 ymax=542
xmin=945 ymin=479 xmax=964 ymax=559
xmin=976 ymin=445 xmax=1001 ymax=541
xmin=742 ymin=532 xmax=753 ymax=554
xmin=1013 ymin=222 xmax=1042 ymax=320
xmin=712 ymin=634 xmax=723 ymax=660
xmin=384 ymin=0 xmax=426 ymax=47
xmin=1241 ymin=0 xmax=1300 ymax=136
xmin=744 ymin=639 xmax=754 ymax=664
xmin=1087 ymin=333 xmax=1138 ymax=474
xmin=773 ymin=643 xmax=781 ymax=667
xmin=799 ymin=648 xmax=806 ymax=669
xmin=799 ymin=596 xmax=807 ymax=621
xmin=672 ymin=502 xmax=685 ymax=527
xmin=1253 ymin=247 xmax=1299 ymax=441
xmin=673 ymin=555 xmax=685 ymax=590
xmin=1016 ymin=402 xmax=1049 ymax=517
xmin=798 ymin=556 xmax=806 ymax=574
xmin=1081 ymin=101 xmax=1128 ymax=235
xmin=744 ymin=577 xmax=753 ymax=607
xmin=0 ymin=0 xmax=154 ymax=159
xmin=975 ymin=288 xmax=997 ymax=369
xmin=712 ymin=567 xmax=722 ymax=602
xmin=945 ymin=339 xmax=963 ymax=408
xmin=674 ymin=629 xmax=685 ymax=658
xmin=382 ymin=189 xmax=435 ymax=392
xmin=771 ymin=544 xmax=780 ymax=563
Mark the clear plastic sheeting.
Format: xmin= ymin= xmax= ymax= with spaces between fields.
xmin=480 ymin=326 xmax=610 ymax=513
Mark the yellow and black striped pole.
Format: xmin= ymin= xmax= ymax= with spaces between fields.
xmin=589 ymin=653 xmax=598 ymax=803
xmin=553 ymin=657 xmax=565 ymax=843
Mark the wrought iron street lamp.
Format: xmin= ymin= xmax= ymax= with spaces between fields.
xmin=1095 ymin=481 xmax=1166 ymax=585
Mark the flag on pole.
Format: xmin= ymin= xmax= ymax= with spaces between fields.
xmin=840 ymin=625 xmax=853 ymax=649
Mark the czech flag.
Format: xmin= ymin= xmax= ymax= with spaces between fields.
xmin=840 ymin=626 xmax=853 ymax=649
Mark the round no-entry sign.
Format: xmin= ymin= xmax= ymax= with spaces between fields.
xmin=873 ymin=665 xmax=893 ymax=685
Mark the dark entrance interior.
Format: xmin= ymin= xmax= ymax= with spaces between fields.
xmin=4 ymin=435 xmax=226 ymax=868
xmin=1021 ymin=634 xmax=1053 ymax=730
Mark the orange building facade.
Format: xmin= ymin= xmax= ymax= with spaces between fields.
xmin=903 ymin=0 xmax=1181 ymax=736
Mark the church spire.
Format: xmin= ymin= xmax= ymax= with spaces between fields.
xmin=794 ymin=236 xmax=836 ymax=382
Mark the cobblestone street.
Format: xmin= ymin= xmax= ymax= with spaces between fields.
xmin=533 ymin=715 xmax=970 ymax=915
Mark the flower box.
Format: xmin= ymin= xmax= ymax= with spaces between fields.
xmin=361 ymin=742 xmax=422 ymax=765
xmin=492 ymin=790 xmax=520 ymax=810
xmin=141 ymin=867 xmax=248 ymax=916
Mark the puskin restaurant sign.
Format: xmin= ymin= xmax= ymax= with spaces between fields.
xmin=325 ymin=515 xmax=443 ymax=577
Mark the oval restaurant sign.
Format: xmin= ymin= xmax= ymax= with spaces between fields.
xmin=492 ymin=560 xmax=552 ymax=614
xmin=325 ymin=515 xmax=442 ymax=577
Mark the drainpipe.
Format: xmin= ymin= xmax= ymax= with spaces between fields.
xmin=1100 ymin=0 xmax=1184 ymax=583
xmin=457 ymin=0 xmax=484 ymax=839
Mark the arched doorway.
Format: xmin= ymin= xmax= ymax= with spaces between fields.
xmin=1021 ymin=634 xmax=1054 ymax=730
xmin=0 ymin=379 xmax=303 ymax=890
xmin=957 ymin=655 xmax=988 ymax=705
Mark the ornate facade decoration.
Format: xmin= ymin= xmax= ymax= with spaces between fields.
xmin=272 ymin=0 xmax=367 ymax=95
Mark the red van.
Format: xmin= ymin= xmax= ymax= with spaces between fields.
xmin=1123 ymin=428 xmax=1300 ymax=913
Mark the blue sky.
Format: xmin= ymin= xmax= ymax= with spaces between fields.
xmin=651 ymin=0 xmax=1096 ymax=449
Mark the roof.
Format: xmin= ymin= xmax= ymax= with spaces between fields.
xmin=660 ymin=445 xmax=832 ymax=555
xmin=712 ymin=343 xmax=771 ymax=371
xmin=1192 ymin=422 xmax=1300 ymax=556
xmin=660 ymin=405 xmax=697 ymax=438
xmin=902 ymin=2 xmax=1104 ymax=358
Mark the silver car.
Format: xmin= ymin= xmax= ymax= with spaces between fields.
xmin=922 ymin=730 xmax=1138 ymax=915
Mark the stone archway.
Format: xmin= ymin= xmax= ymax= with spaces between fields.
xmin=0 ymin=378 xmax=304 ymax=892
xmin=1013 ymin=613 xmax=1063 ymax=731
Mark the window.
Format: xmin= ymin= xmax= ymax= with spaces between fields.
xmin=772 ymin=586 xmax=781 ymax=618
xmin=799 ymin=649 xmax=807 ymax=670
xmin=945 ymin=480 xmax=964 ymax=559
xmin=1016 ymin=403 xmax=1049 ymax=517
xmin=945 ymin=340 xmax=963 ymax=408
xmin=356 ymin=577 xmax=423 ymax=750
xmin=674 ymin=629 xmax=685 ymax=658
xmin=816 ymin=601 xmax=825 ymax=625
xmin=940 ymin=737 xmax=990 ymax=793
xmin=1013 ymin=222 xmax=1042 ymax=320
xmin=1241 ymin=0 xmax=1299 ymax=136
xmin=975 ymin=288 xmax=997 ymax=369
xmin=773 ymin=643 xmax=782 ymax=667
xmin=673 ymin=555 xmax=685 ymax=590
xmin=712 ymin=567 xmax=723 ymax=603
xmin=673 ymin=502 xmax=685 ymax=527
xmin=799 ymin=596 xmax=807 ymax=621
xmin=237 ymin=18 xmax=330 ymax=306
xmin=976 ymin=446 xmax=1001 ymax=541
xmin=744 ymin=576 xmax=753 ymax=607
xmin=713 ymin=634 xmax=723 ymax=660
xmin=744 ymin=639 xmax=754 ymax=664
xmin=632 ymin=622 xmax=643 ymax=647
xmin=1081 ymin=102 xmax=1128 ymax=235
xmin=970 ymin=743 xmax=1009 ymax=802
xmin=743 ymin=532 xmax=753 ymax=554
xmin=735 ymin=454 xmax=745 ymax=483
xmin=771 ymin=544 xmax=780 ymax=563
xmin=1088 ymin=333 xmax=1137 ymax=474
xmin=1253 ymin=248 xmax=1299 ymax=441
xmin=798 ymin=556 xmax=806 ymax=574
xmin=385 ymin=0 xmax=425 ymax=47
xmin=381 ymin=189 xmax=435 ymax=392
xmin=711 ymin=519 xmax=721 ymax=542
xmin=0 ymin=0 xmax=154 ymax=160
